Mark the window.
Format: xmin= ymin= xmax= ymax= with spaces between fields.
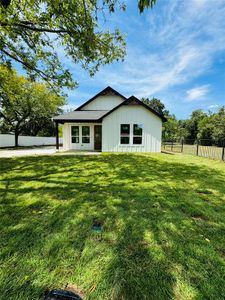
xmin=71 ymin=126 xmax=79 ymax=143
xmin=82 ymin=126 xmax=90 ymax=143
xmin=120 ymin=124 xmax=130 ymax=144
xmin=133 ymin=124 xmax=143 ymax=144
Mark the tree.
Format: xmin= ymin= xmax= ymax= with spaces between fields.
xmin=141 ymin=97 xmax=180 ymax=141
xmin=162 ymin=114 xmax=178 ymax=141
xmin=0 ymin=65 xmax=65 ymax=146
xmin=141 ymin=97 xmax=168 ymax=116
xmin=176 ymin=120 xmax=189 ymax=141
xmin=184 ymin=110 xmax=207 ymax=141
xmin=0 ymin=0 xmax=156 ymax=92
xmin=20 ymin=117 xmax=57 ymax=137
xmin=198 ymin=107 xmax=225 ymax=144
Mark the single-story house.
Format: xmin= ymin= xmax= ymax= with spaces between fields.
xmin=53 ymin=86 xmax=166 ymax=152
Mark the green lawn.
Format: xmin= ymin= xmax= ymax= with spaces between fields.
xmin=0 ymin=153 xmax=224 ymax=300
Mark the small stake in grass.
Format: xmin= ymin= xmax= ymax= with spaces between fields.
xmin=92 ymin=219 xmax=103 ymax=240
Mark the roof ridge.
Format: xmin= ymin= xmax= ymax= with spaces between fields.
xmin=99 ymin=95 xmax=167 ymax=122
xmin=75 ymin=86 xmax=127 ymax=111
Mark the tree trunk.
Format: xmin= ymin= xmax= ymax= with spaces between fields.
xmin=15 ymin=130 xmax=19 ymax=147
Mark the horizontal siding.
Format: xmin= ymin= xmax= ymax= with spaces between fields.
xmin=102 ymin=106 xmax=162 ymax=152
xmin=81 ymin=95 xmax=124 ymax=110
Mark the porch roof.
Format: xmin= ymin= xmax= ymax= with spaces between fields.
xmin=53 ymin=110 xmax=109 ymax=123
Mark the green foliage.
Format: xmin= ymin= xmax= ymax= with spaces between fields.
xmin=141 ymin=97 xmax=179 ymax=140
xmin=21 ymin=117 xmax=57 ymax=137
xmin=0 ymin=153 xmax=224 ymax=299
xmin=141 ymin=97 xmax=168 ymax=115
xmin=0 ymin=0 xmax=156 ymax=92
xmin=163 ymin=114 xmax=178 ymax=141
xmin=184 ymin=110 xmax=207 ymax=140
xmin=141 ymin=97 xmax=225 ymax=143
xmin=0 ymin=65 xmax=65 ymax=146
xmin=198 ymin=107 xmax=225 ymax=141
xmin=176 ymin=108 xmax=225 ymax=143
xmin=138 ymin=0 xmax=157 ymax=13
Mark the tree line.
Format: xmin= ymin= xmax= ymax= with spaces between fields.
xmin=142 ymin=98 xmax=225 ymax=145
xmin=0 ymin=65 xmax=65 ymax=147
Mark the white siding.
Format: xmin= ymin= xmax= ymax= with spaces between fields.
xmin=102 ymin=105 xmax=162 ymax=152
xmin=63 ymin=123 xmax=101 ymax=151
xmin=63 ymin=123 xmax=70 ymax=151
xmin=81 ymin=95 xmax=124 ymax=110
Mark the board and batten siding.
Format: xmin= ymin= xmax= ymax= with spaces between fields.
xmin=102 ymin=105 xmax=162 ymax=152
xmin=81 ymin=95 xmax=124 ymax=110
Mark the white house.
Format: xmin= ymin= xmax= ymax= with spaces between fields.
xmin=53 ymin=86 xmax=166 ymax=152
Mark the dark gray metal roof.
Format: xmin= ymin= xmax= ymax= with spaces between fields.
xmin=53 ymin=110 xmax=109 ymax=122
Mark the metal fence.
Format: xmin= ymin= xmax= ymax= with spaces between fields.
xmin=162 ymin=139 xmax=225 ymax=161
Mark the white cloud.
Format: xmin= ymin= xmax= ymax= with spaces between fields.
xmin=186 ymin=85 xmax=210 ymax=101
xmin=208 ymin=104 xmax=219 ymax=109
xmin=53 ymin=0 xmax=225 ymax=116
xmin=207 ymin=104 xmax=219 ymax=112
xmin=85 ymin=0 xmax=225 ymax=100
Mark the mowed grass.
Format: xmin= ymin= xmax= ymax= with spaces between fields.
xmin=0 ymin=153 xmax=225 ymax=300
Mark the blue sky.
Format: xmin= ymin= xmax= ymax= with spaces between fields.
xmin=62 ymin=0 xmax=225 ymax=119
xmin=16 ymin=0 xmax=225 ymax=119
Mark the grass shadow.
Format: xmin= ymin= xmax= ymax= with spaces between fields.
xmin=0 ymin=153 xmax=224 ymax=299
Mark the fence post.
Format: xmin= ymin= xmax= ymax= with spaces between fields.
xmin=181 ymin=139 xmax=184 ymax=153
xmin=222 ymin=140 xmax=225 ymax=161
xmin=196 ymin=140 xmax=199 ymax=156
xmin=171 ymin=141 xmax=173 ymax=151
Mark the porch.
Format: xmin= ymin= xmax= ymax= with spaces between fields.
xmin=55 ymin=122 xmax=102 ymax=152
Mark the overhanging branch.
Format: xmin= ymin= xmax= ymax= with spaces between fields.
xmin=1 ymin=48 xmax=49 ymax=80
xmin=0 ymin=21 xmax=76 ymax=34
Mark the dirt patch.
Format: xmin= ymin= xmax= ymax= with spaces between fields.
xmin=65 ymin=284 xmax=85 ymax=299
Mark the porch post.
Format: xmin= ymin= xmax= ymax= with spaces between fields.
xmin=56 ymin=121 xmax=59 ymax=150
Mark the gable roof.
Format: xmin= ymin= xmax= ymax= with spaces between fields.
xmin=99 ymin=96 xmax=167 ymax=122
xmin=53 ymin=90 xmax=167 ymax=123
xmin=75 ymin=86 xmax=127 ymax=111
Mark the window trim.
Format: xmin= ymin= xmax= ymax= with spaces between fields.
xmin=120 ymin=124 xmax=130 ymax=145
xmin=71 ymin=126 xmax=79 ymax=143
xmin=119 ymin=123 xmax=143 ymax=146
xmin=82 ymin=125 xmax=90 ymax=144
xmin=133 ymin=124 xmax=143 ymax=145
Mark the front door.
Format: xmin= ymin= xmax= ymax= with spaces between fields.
xmin=94 ymin=125 xmax=102 ymax=151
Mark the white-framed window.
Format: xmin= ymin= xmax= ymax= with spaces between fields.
xmin=120 ymin=124 xmax=130 ymax=144
xmin=82 ymin=126 xmax=90 ymax=143
xmin=120 ymin=123 xmax=143 ymax=145
xmin=133 ymin=124 xmax=143 ymax=144
xmin=71 ymin=126 xmax=79 ymax=143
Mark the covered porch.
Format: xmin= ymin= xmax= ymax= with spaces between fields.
xmin=63 ymin=122 xmax=102 ymax=152
xmin=55 ymin=121 xmax=102 ymax=152
xmin=53 ymin=110 xmax=107 ymax=151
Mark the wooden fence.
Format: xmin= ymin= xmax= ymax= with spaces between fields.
xmin=162 ymin=139 xmax=225 ymax=161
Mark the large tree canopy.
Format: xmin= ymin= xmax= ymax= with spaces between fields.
xmin=0 ymin=0 xmax=156 ymax=93
xmin=0 ymin=65 xmax=65 ymax=146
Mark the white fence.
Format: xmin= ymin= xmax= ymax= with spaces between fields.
xmin=0 ymin=134 xmax=62 ymax=148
